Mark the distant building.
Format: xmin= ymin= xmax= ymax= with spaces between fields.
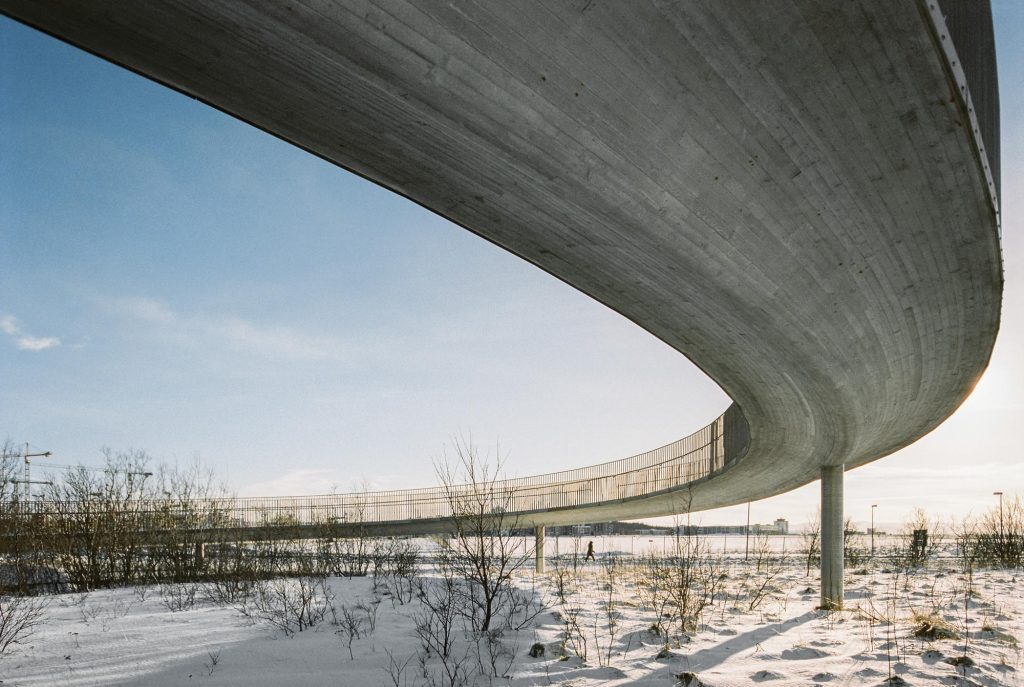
xmin=675 ymin=517 xmax=790 ymax=536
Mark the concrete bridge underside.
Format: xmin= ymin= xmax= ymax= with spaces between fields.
xmin=3 ymin=1 xmax=1002 ymax=606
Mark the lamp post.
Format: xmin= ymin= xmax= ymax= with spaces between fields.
xmin=994 ymin=491 xmax=1004 ymax=548
xmin=744 ymin=502 xmax=751 ymax=561
xmin=871 ymin=504 xmax=878 ymax=558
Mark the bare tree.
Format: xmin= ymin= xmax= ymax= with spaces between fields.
xmin=377 ymin=539 xmax=419 ymax=606
xmin=40 ymin=464 xmax=111 ymax=590
xmin=147 ymin=456 xmax=231 ymax=583
xmin=800 ymin=511 xmax=820 ymax=577
xmin=0 ymin=440 xmax=20 ymax=503
xmin=975 ymin=495 xmax=1023 ymax=567
xmin=665 ymin=527 xmax=724 ymax=636
xmin=745 ymin=532 xmax=786 ymax=611
xmin=0 ymin=440 xmax=51 ymax=594
xmin=843 ymin=517 xmax=866 ymax=566
xmin=900 ymin=506 xmax=943 ymax=564
xmin=435 ymin=438 xmax=532 ymax=633
xmin=320 ymin=481 xmax=377 ymax=577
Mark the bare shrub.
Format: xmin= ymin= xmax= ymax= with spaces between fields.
xmin=0 ymin=443 xmax=57 ymax=595
xmin=843 ymin=517 xmax=866 ymax=566
xmin=31 ymin=452 xmax=231 ymax=590
xmin=247 ymin=575 xmax=334 ymax=635
xmin=203 ymin=574 xmax=261 ymax=606
xmin=943 ymin=514 xmax=984 ymax=677
xmin=660 ymin=530 xmax=724 ymax=637
xmin=900 ymin=507 xmax=943 ymax=564
xmin=414 ymin=567 xmax=463 ymax=664
xmin=550 ymin=560 xmax=588 ymax=662
xmin=319 ymin=486 xmax=377 ymax=578
xmin=132 ymin=584 xmax=154 ymax=603
xmin=39 ymin=451 xmax=154 ymax=591
xmin=800 ymin=511 xmax=820 ymax=577
xmin=414 ymin=572 xmax=476 ymax=687
xmin=376 ymin=539 xmax=419 ymax=606
xmin=596 ymin=556 xmax=620 ymax=667
xmin=159 ymin=582 xmax=199 ymax=612
xmin=635 ymin=554 xmax=674 ymax=639
xmin=335 ymin=604 xmax=365 ymax=659
xmin=0 ymin=594 xmax=47 ymax=654
xmin=418 ymin=643 xmax=474 ymax=687
xmin=746 ymin=533 xmax=786 ymax=611
xmin=383 ymin=648 xmax=415 ymax=687
xmin=204 ymin=648 xmax=221 ymax=675
xmin=971 ymin=495 xmax=1024 ymax=567
xmin=355 ymin=597 xmax=381 ymax=634
xmin=503 ymin=574 xmax=546 ymax=631
xmin=474 ymin=627 xmax=516 ymax=679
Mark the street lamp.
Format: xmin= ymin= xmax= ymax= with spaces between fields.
xmin=871 ymin=504 xmax=878 ymax=557
xmin=994 ymin=491 xmax=1004 ymax=546
xmin=744 ymin=502 xmax=751 ymax=561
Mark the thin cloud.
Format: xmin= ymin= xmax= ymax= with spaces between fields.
xmin=0 ymin=314 xmax=61 ymax=351
xmin=112 ymin=296 xmax=362 ymax=363
xmin=16 ymin=335 xmax=61 ymax=351
xmin=238 ymin=468 xmax=343 ymax=497
xmin=120 ymin=297 xmax=177 ymax=324
xmin=213 ymin=315 xmax=346 ymax=361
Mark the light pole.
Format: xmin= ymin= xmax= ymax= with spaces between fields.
xmin=744 ymin=502 xmax=751 ymax=561
xmin=871 ymin=504 xmax=878 ymax=557
xmin=994 ymin=491 xmax=1004 ymax=548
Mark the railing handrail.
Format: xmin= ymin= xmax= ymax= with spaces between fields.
xmin=8 ymin=407 xmax=742 ymax=528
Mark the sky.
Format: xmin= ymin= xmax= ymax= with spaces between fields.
xmin=1 ymin=6 xmax=1021 ymax=531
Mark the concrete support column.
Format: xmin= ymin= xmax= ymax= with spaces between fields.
xmin=535 ymin=525 xmax=545 ymax=573
xmin=820 ymin=465 xmax=844 ymax=610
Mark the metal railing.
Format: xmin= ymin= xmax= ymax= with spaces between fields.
xmin=11 ymin=404 xmax=746 ymax=532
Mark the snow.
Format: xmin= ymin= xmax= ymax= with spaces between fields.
xmin=2 ymin=552 xmax=1021 ymax=686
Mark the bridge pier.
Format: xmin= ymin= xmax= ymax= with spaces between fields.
xmin=535 ymin=525 xmax=545 ymax=573
xmin=820 ymin=465 xmax=844 ymax=610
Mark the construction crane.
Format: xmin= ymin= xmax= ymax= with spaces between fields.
xmin=19 ymin=443 xmax=52 ymax=502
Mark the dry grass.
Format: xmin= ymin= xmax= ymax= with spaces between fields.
xmin=911 ymin=611 xmax=958 ymax=640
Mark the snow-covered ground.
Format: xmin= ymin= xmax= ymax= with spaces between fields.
xmin=2 ymin=556 xmax=1021 ymax=686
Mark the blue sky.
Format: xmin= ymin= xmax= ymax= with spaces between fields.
xmin=2 ymin=6 xmax=1021 ymax=528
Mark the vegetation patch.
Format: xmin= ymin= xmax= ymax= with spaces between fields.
xmin=911 ymin=612 xmax=958 ymax=640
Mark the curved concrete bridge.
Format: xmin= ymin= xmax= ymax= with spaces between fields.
xmin=126 ymin=403 xmax=744 ymax=535
xmin=2 ymin=1 xmax=1002 ymax=607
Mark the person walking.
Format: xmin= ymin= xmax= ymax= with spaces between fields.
xmin=585 ymin=540 xmax=596 ymax=561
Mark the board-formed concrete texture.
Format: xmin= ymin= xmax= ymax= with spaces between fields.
xmin=3 ymin=1 xmax=1001 ymax=519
